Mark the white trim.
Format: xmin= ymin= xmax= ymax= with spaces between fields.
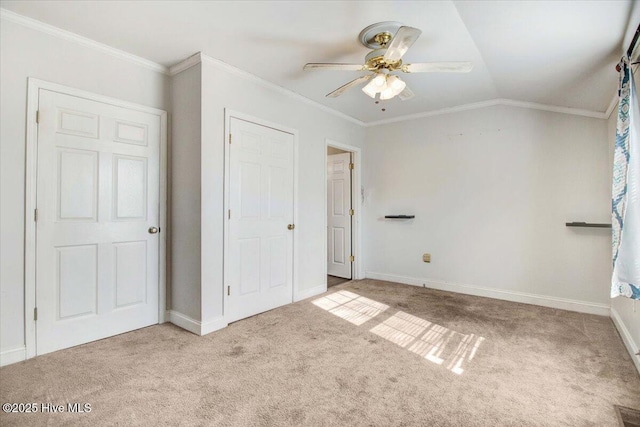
xmin=168 ymin=52 xmax=202 ymax=76
xmin=24 ymin=78 xmax=168 ymax=359
xmin=1 ymin=9 xmax=612 ymax=125
xmin=610 ymin=307 xmax=640 ymax=375
xmin=498 ymin=99 xmax=607 ymax=119
xmin=294 ymin=284 xmax=327 ymax=302
xmin=167 ymin=310 xmax=199 ymax=335
xmin=365 ymin=271 xmax=611 ymax=316
xmin=174 ymin=53 xmax=612 ymax=125
xmin=24 ymin=79 xmax=39 ymax=359
xmin=606 ymin=94 xmax=619 ymax=119
xmin=201 ymin=317 xmax=228 ymax=335
xmin=365 ymin=99 xmax=503 ymax=126
xmin=172 ymin=53 xmax=365 ymax=126
xmin=325 ymin=139 xmax=365 ymax=281
xmin=365 ymin=98 xmax=608 ymax=127
xmin=158 ymin=110 xmax=169 ymax=323
xmin=0 ymin=346 xmax=26 ymax=367
xmin=167 ymin=311 xmax=228 ymax=336
xmin=0 ymin=8 xmax=168 ymax=75
xmin=223 ymin=109 xmax=299 ymax=323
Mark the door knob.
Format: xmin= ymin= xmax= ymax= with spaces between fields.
xmin=287 ymin=224 xmax=295 ymax=230
xmin=148 ymin=227 xmax=159 ymax=234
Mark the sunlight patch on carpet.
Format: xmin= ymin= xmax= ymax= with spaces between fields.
xmin=370 ymin=311 xmax=484 ymax=375
xmin=313 ymin=291 xmax=485 ymax=375
xmin=312 ymin=290 xmax=389 ymax=326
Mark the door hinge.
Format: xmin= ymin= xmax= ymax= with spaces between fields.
xmin=229 ymin=134 xmax=232 ymax=144
xmin=349 ymin=208 xmax=354 ymax=216
xmin=349 ymin=255 xmax=355 ymax=262
xmin=36 ymin=110 xmax=40 ymax=124
xmin=34 ymin=209 xmax=38 ymax=222
xmin=227 ymin=285 xmax=230 ymax=296
xmin=349 ymin=162 xmax=354 ymax=170
xmin=228 ymin=209 xmax=231 ymax=220
xmin=34 ymin=307 xmax=38 ymax=321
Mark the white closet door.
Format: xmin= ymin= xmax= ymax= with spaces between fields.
xmin=227 ymin=118 xmax=294 ymax=323
xmin=327 ymin=153 xmax=352 ymax=279
xmin=36 ymin=89 xmax=160 ymax=355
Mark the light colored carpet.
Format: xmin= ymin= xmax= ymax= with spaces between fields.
xmin=1 ymin=279 xmax=639 ymax=426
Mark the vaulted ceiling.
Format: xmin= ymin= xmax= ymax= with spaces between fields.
xmin=1 ymin=0 xmax=636 ymax=123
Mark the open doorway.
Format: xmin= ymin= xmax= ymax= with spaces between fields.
xmin=327 ymin=145 xmax=353 ymax=288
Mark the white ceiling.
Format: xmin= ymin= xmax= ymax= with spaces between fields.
xmin=1 ymin=1 xmax=635 ymax=123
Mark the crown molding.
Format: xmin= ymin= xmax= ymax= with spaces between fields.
xmin=365 ymin=98 xmax=609 ymax=127
xmin=4 ymin=8 xmax=612 ymax=126
xmin=497 ymin=99 xmax=607 ymax=119
xmin=605 ymin=93 xmax=619 ymax=119
xmin=0 ymin=8 xmax=169 ymax=75
xmin=169 ymin=52 xmax=366 ymax=127
xmin=363 ymin=99 xmax=503 ymax=126
xmin=168 ymin=52 xmax=202 ymax=76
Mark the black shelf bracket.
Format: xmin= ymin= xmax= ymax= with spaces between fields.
xmin=566 ymin=222 xmax=611 ymax=228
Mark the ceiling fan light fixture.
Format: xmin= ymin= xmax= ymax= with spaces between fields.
xmin=305 ymin=22 xmax=472 ymax=101
xmin=387 ymin=75 xmax=406 ymax=93
xmin=362 ymin=81 xmax=378 ymax=98
xmin=379 ymin=86 xmax=396 ymax=100
xmin=371 ymin=73 xmax=386 ymax=88
xmin=378 ymin=75 xmax=406 ymax=100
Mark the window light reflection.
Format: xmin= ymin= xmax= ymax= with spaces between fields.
xmin=313 ymin=291 xmax=485 ymax=375
xmin=312 ymin=290 xmax=389 ymax=326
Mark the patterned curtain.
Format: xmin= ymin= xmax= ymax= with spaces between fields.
xmin=611 ymin=56 xmax=640 ymax=300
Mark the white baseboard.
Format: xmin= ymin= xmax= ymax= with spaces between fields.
xmin=294 ymin=283 xmax=327 ymax=302
xmin=365 ymin=271 xmax=611 ymax=316
xmin=0 ymin=346 xmax=26 ymax=367
xmin=200 ymin=316 xmax=228 ymax=335
xmin=610 ymin=307 xmax=640 ymax=375
xmin=167 ymin=310 xmax=228 ymax=336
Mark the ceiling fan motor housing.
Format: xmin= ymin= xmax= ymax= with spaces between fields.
xmin=358 ymin=21 xmax=403 ymax=48
xmin=365 ymin=49 xmax=402 ymax=71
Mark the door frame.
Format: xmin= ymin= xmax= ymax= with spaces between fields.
xmin=325 ymin=139 xmax=364 ymax=282
xmin=223 ymin=109 xmax=299 ymax=320
xmin=24 ymin=78 xmax=168 ymax=359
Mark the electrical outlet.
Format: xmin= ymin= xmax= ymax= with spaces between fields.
xmin=423 ymin=253 xmax=431 ymax=263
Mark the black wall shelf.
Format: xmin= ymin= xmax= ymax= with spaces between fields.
xmin=385 ymin=215 xmax=415 ymax=219
xmin=566 ymin=222 xmax=611 ymax=228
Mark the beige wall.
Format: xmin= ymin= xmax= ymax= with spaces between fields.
xmin=363 ymin=105 xmax=611 ymax=311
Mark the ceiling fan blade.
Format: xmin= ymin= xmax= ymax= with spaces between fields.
xmin=383 ymin=26 xmax=422 ymax=63
xmin=326 ymin=75 xmax=373 ymax=98
xmin=398 ymin=86 xmax=415 ymax=101
xmin=304 ymin=63 xmax=365 ymax=71
xmin=403 ymin=62 xmax=474 ymax=73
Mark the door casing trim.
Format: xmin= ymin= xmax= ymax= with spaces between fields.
xmin=325 ymin=139 xmax=364 ymax=284
xmin=24 ymin=78 xmax=168 ymax=359
xmin=223 ymin=109 xmax=300 ymax=320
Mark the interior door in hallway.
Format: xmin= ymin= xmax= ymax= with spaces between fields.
xmin=327 ymin=152 xmax=352 ymax=279
xmin=227 ymin=117 xmax=295 ymax=323
xmin=35 ymin=89 xmax=161 ymax=355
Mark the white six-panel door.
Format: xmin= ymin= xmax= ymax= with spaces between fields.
xmin=35 ymin=89 xmax=160 ymax=355
xmin=327 ymin=153 xmax=352 ymax=279
xmin=227 ymin=118 xmax=295 ymax=323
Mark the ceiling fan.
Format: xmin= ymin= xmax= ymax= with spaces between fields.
xmin=303 ymin=22 xmax=473 ymax=101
